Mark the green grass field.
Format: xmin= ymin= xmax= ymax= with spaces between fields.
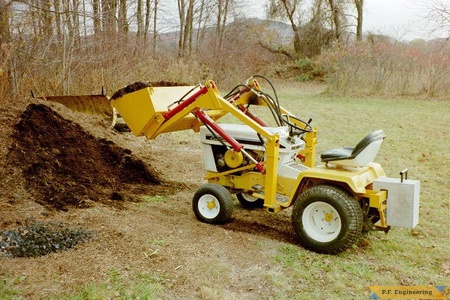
xmin=253 ymin=81 xmax=450 ymax=299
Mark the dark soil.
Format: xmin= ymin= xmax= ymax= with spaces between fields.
xmin=110 ymin=81 xmax=190 ymax=100
xmin=6 ymin=103 xmax=161 ymax=211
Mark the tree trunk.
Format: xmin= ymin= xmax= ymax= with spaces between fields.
xmin=72 ymin=0 xmax=81 ymax=47
xmin=183 ymin=0 xmax=194 ymax=57
xmin=216 ymin=0 xmax=232 ymax=53
xmin=354 ymin=0 xmax=363 ymax=41
xmin=93 ymin=0 xmax=101 ymax=34
xmin=118 ymin=0 xmax=128 ymax=33
xmin=0 ymin=0 xmax=12 ymax=97
xmin=327 ymin=0 xmax=341 ymax=42
xmin=102 ymin=0 xmax=116 ymax=34
xmin=0 ymin=0 xmax=10 ymax=44
xmin=54 ymin=0 xmax=62 ymax=43
xmin=195 ymin=0 xmax=205 ymax=55
xmin=151 ymin=0 xmax=157 ymax=56
xmin=143 ymin=0 xmax=151 ymax=43
xmin=42 ymin=0 xmax=53 ymax=39
xmin=137 ymin=0 xmax=143 ymax=37
xmin=178 ymin=0 xmax=185 ymax=58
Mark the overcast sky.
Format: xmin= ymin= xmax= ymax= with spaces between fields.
xmin=363 ymin=0 xmax=437 ymax=40
xmin=244 ymin=0 xmax=445 ymax=41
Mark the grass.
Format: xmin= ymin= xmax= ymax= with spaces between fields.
xmin=260 ymin=81 xmax=450 ymax=299
xmin=0 ymin=278 xmax=22 ymax=300
xmin=52 ymin=269 xmax=166 ymax=300
xmin=140 ymin=195 xmax=166 ymax=204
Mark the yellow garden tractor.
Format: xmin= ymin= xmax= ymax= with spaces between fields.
xmin=107 ymin=76 xmax=420 ymax=254
xmin=62 ymin=76 xmax=422 ymax=254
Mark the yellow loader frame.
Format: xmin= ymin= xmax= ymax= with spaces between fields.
xmin=110 ymin=79 xmax=389 ymax=232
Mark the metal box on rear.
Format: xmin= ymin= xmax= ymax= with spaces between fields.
xmin=373 ymin=177 xmax=420 ymax=228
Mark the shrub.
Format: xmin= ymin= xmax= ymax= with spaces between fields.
xmin=316 ymin=41 xmax=450 ymax=99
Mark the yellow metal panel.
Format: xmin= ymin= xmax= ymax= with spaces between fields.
xmin=206 ymin=170 xmax=265 ymax=191
xmin=263 ymin=135 xmax=281 ymax=212
xmin=40 ymin=94 xmax=112 ymax=117
xmin=366 ymin=190 xmax=388 ymax=229
xmin=110 ymin=85 xmax=203 ymax=137
xmin=110 ymin=88 xmax=155 ymax=136
xmin=150 ymin=86 xmax=198 ymax=112
xmin=298 ymin=163 xmax=386 ymax=194
xmin=298 ymin=128 xmax=317 ymax=168
xmin=276 ymin=176 xmax=298 ymax=200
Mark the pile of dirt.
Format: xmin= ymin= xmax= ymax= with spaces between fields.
xmin=0 ymin=219 xmax=92 ymax=258
xmin=5 ymin=103 xmax=161 ymax=211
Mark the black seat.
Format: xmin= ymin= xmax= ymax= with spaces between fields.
xmin=321 ymin=130 xmax=386 ymax=167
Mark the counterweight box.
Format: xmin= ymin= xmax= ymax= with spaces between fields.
xmin=373 ymin=177 xmax=420 ymax=228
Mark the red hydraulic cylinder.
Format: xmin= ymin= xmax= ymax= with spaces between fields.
xmin=193 ymin=108 xmax=243 ymax=153
xmin=163 ymin=86 xmax=208 ymax=120
xmin=194 ymin=108 xmax=265 ymax=173
xmin=237 ymin=104 xmax=268 ymax=127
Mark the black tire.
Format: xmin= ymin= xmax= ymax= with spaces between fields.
xmin=192 ymin=183 xmax=234 ymax=224
xmin=236 ymin=192 xmax=264 ymax=209
xmin=291 ymin=185 xmax=363 ymax=254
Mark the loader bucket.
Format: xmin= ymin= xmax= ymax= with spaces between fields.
xmin=110 ymin=86 xmax=198 ymax=137
xmin=38 ymin=95 xmax=113 ymax=118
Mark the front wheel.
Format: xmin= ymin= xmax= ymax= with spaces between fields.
xmin=292 ymin=185 xmax=363 ymax=254
xmin=192 ymin=183 xmax=234 ymax=224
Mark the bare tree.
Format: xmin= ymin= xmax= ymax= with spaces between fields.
xmin=118 ymin=0 xmax=128 ymax=33
xmin=268 ymin=0 xmax=302 ymax=56
xmin=421 ymin=0 xmax=450 ymax=37
xmin=267 ymin=0 xmax=337 ymax=58
xmin=101 ymin=0 xmax=117 ymax=34
xmin=183 ymin=0 xmax=194 ymax=56
xmin=354 ymin=0 xmax=363 ymax=41
xmin=137 ymin=0 xmax=143 ymax=37
xmin=177 ymin=0 xmax=194 ymax=58
xmin=327 ymin=0 xmax=339 ymax=41
xmin=195 ymin=0 xmax=206 ymax=55
xmin=151 ymin=0 xmax=157 ymax=56
xmin=177 ymin=0 xmax=186 ymax=58
xmin=0 ymin=0 xmax=13 ymax=96
xmin=0 ymin=0 xmax=11 ymax=44
xmin=92 ymin=0 xmax=101 ymax=34
xmin=215 ymin=0 xmax=232 ymax=52
xmin=54 ymin=0 xmax=62 ymax=42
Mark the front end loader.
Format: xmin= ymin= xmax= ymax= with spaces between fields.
xmin=105 ymin=76 xmax=420 ymax=254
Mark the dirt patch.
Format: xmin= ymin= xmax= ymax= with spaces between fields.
xmin=6 ymin=103 xmax=161 ymax=211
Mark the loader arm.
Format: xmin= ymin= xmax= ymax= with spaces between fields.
xmin=110 ymin=80 xmax=286 ymax=209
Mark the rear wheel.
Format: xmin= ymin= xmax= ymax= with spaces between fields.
xmin=292 ymin=185 xmax=363 ymax=254
xmin=193 ymin=183 xmax=234 ymax=224
xmin=236 ymin=192 xmax=264 ymax=209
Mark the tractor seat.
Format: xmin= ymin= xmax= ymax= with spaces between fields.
xmin=321 ymin=130 xmax=386 ymax=167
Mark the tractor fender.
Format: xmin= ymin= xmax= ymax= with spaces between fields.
xmin=294 ymin=162 xmax=386 ymax=199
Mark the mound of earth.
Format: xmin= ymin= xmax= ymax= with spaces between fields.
xmin=5 ymin=103 xmax=161 ymax=211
